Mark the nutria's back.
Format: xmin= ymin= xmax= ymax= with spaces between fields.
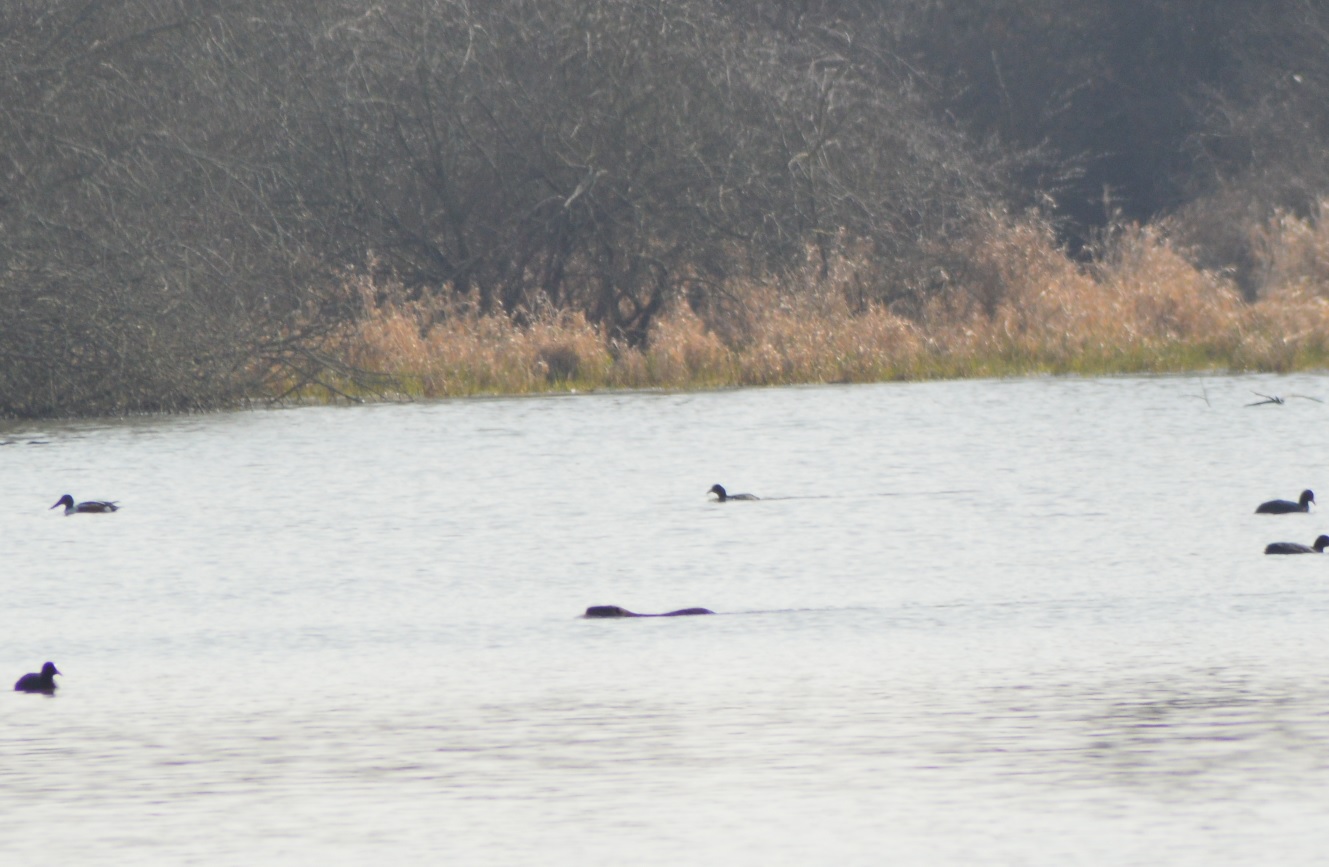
xmin=584 ymin=605 xmax=714 ymax=618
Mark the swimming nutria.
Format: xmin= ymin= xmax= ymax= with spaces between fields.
xmin=583 ymin=605 xmax=714 ymax=618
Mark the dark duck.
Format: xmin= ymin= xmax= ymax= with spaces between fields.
xmin=51 ymin=494 xmax=118 ymax=515
xmin=1264 ymin=535 xmax=1329 ymax=555
xmin=1255 ymin=490 xmax=1315 ymax=514
xmin=708 ymin=484 xmax=758 ymax=502
xmin=14 ymin=662 xmax=61 ymax=693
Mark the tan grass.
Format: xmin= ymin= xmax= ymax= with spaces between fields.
xmin=1251 ymin=200 xmax=1329 ymax=302
xmin=316 ymin=208 xmax=1329 ymax=400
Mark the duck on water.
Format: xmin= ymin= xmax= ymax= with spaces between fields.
xmin=51 ymin=494 xmax=118 ymax=515
xmin=1256 ymin=490 xmax=1315 ymax=514
xmin=1264 ymin=535 xmax=1329 ymax=555
xmin=708 ymin=484 xmax=758 ymax=502
xmin=584 ymin=606 xmax=714 ymax=618
xmin=14 ymin=662 xmax=60 ymax=693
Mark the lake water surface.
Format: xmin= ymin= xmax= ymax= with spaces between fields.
xmin=3 ymin=373 xmax=1329 ymax=865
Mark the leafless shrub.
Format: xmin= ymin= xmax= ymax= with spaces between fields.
xmin=278 ymin=0 xmax=1005 ymax=343
xmin=0 ymin=1 xmax=338 ymax=416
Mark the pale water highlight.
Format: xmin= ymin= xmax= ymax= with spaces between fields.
xmin=3 ymin=374 xmax=1329 ymax=865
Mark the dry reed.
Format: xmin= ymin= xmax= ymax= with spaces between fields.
xmin=317 ymin=208 xmax=1329 ymax=399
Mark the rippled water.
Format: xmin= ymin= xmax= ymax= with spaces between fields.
xmin=3 ymin=373 xmax=1329 ymax=865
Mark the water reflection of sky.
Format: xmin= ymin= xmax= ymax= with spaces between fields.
xmin=1 ymin=372 xmax=1328 ymax=864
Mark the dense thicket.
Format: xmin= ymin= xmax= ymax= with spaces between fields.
xmin=2 ymin=0 xmax=1327 ymax=416
xmin=0 ymin=2 xmax=329 ymax=415
xmin=901 ymin=0 xmax=1329 ymax=290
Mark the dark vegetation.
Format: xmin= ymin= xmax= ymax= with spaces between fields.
xmin=3 ymin=0 xmax=1328 ymax=416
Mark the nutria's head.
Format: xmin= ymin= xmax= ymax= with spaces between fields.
xmin=584 ymin=605 xmax=635 ymax=618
